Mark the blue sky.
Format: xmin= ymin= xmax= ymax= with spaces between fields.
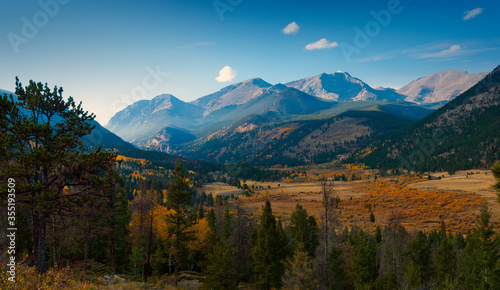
xmin=1 ymin=0 xmax=499 ymax=124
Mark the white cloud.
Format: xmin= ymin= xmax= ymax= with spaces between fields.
xmin=305 ymin=38 xmax=339 ymax=50
xmin=463 ymin=7 xmax=483 ymax=20
xmin=403 ymin=42 xmax=500 ymax=61
xmin=282 ymin=22 xmax=300 ymax=35
xmin=215 ymin=66 xmax=237 ymax=82
xmin=418 ymin=45 xmax=462 ymax=59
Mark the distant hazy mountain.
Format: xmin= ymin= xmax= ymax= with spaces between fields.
xmin=83 ymin=121 xmax=132 ymax=149
xmin=0 ymin=88 xmax=131 ymax=149
xmin=285 ymin=72 xmax=406 ymax=102
xmin=191 ymin=78 xmax=272 ymax=115
xmin=397 ymin=70 xmax=488 ymax=104
xmin=205 ymin=85 xmax=336 ymax=123
xmin=105 ymin=94 xmax=204 ymax=142
xmin=104 ymin=72 xmax=462 ymax=163
xmin=0 ymin=89 xmax=14 ymax=96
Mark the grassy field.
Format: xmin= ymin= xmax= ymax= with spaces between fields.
xmin=229 ymin=169 xmax=498 ymax=234
xmin=198 ymin=182 xmax=240 ymax=195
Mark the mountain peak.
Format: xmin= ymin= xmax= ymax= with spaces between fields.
xmin=191 ymin=77 xmax=273 ymax=115
xmin=397 ymin=69 xmax=488 ymax=104
xmin=285 ymin=72 xmax=404 ymax=102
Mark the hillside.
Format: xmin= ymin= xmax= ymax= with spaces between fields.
xmin=353 ymin=66 xmax=500 ymax=173
xmin=176 ymin=110 xmax=412 ymax=166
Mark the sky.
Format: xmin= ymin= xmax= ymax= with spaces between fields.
xmin=1 ymin=0 xmax=499 ymax=125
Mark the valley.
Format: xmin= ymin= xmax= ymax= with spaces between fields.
xmin=3 ymin=68 xmax=500 ymax=290
xmin=3 ymin=1 xmax=500 ymax=288
xmin=202 ymin=168 xmax=497 ymax=234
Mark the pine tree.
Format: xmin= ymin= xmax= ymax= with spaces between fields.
xmin=329 ymin=242 xmax=346 ymax=289
xmin=350 ymin=230 xmax=378 ymax=287
xmin=375 ymin=226 xmax=382 ymax=244
xmin=165 ymin=160 xmax=196 ymax=286
xmin=436 ymin=237 xmax=456 ymax=285
xmin=222 ymin=206 xmax=233 ymax=240
xmin=109 ymin=190 xmax=130 ymax=274
xmin=282 ymin=245 xmax=316 ymax=289
xmin=201 ymin=242 xmax=239 ymax=290
xmin=289 ymin=203 xmax=319 ymax=257
xmin=0 ymin=78 xmax=120 ymax=273
xmin=493 ymin=161 xmax=500 ymax=201
xmin=251 ymin=200 xmax=289 ymax=289
xmin=405 ymin=231 xmax=433 ymax=284
xmin=459 ymin=205 xmax=498 ymax=288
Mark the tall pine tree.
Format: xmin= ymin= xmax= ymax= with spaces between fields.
xmin=251 ymin=200 xmax=289 ymax=289
xmin=165 ymin=160 xmax=196 ymax=286
xmin=289 ymin=203 xmax=319 ymax=257
xmin=0 ymin=78 xmax=120 ymax=273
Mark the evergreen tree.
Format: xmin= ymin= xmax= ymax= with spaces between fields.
xmin=201 ymin=242 xmax=239 ymax=290
xmin=165 ymin=160 xmax=196 ymax=286
xmin=493 ymin=161 xmax=500 ymax=201
xmin=375 ymin=226 xmax=382 ymax=244
xmin=229 ymin=204 xmax=254 ymax=284
xmin=205 ymin=208 xmax=219 ymax=248
xmin=289 ymin=203 xmax=319 ymax=257
xmin=350 ymin=230 xmax=378 ymax=287
xmin=380 ymin=212 xmax=407 ymax=287
xmin=251 ymin=200 xmax=289 ymax=289
xmin=0 ymin=78 xmax=120 ymax=273
xmin=405 ymin=231 xmax=433 ymax=284
xmin=222 ymin=206 xmax=233 ymax=240
xmin=282 ymin=245 xmax=316 ymax=289
xmin=436 ymin=237 xmax=456 ymax=285
xmin=109 ymin=190 xmax=130 ymax=274
xmin=329 ymin=242 xmax=346 ymax=289
xmin=459 ymin=205 xmax=498 ymax=288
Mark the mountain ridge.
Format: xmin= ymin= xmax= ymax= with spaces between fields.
xmin=352 ymin=66 xmax=500 ymax=172
xmin=397 ymin=70 xmax=488 ymax=104
xmin=103 ymin=68 xmax=489 ymax=163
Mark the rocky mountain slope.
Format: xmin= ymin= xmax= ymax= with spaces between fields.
xmin=106 ymin=94 xmax=204 ymax=142
xmin=191 ymin=78 xmax=272 ymax=115
xmin=285 ymin=72 xmax=406 ymax=102
xmin=353 ymin=66 xmax=500 ymax=172
xmin=397 ymin=70 xmax=488 ymax=104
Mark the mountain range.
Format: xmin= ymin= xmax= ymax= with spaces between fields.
xmin=3 ymin=67 xmax=495 ymax=170
xmin=105 ymin=69 xmax=486 ymax=163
